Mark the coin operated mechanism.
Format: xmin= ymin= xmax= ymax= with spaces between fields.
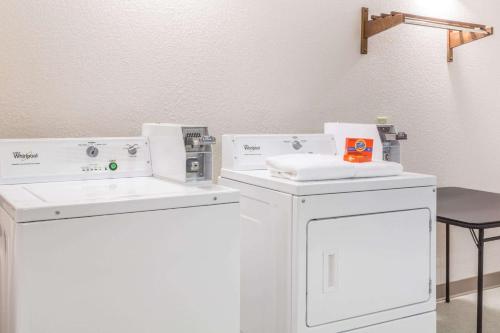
xmin=184 ymin=127 xmax=216 ymax=181
xmin=376 ymin=124 xmax=407 ymax=163
xmin=142 ymin=123 xmax=216 ymax=183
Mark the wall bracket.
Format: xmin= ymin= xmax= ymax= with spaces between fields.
xmin=361 ymin=7 xmax=494 ymax=62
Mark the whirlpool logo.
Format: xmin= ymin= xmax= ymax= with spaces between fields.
xmin=243 ymin=144 xmax=261 ymax=151
xmin=12 ymin=151 xmax=39 ymax=161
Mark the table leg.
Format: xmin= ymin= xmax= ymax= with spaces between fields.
xmin=477 ymin=229 xmax=484 ymax=333
xmin=446 ymin=223 xmax=450 ymax=303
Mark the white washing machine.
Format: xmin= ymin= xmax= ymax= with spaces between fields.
xmin=0 ymin=137 xmax=239 ymax=333
xmin=219 ymin=133 xmax=436 ymax=333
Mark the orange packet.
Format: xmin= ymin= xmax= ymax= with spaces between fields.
xmin=344 ymin=138 xmax=374 ymax=163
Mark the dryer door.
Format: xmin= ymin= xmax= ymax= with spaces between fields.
xmin=306 ymin=209 xmax=431 ymax=327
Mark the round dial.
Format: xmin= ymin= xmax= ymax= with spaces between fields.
xmin=86 ymin=146 xmax=99 ymax=158
xmin=292 ymin=140 xmax=302 ymax=150
xmin=127 ymin=145 xmax=138 ymax=155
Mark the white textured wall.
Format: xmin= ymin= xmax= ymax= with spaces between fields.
xmin=1 ymin=0 xmax=499 ymax=284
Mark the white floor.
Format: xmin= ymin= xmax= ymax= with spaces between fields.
xmin=438 ymin=288 xmax=500 ymax=333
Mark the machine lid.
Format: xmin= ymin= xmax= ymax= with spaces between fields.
xmin=220 ymin=169 xmax=436 ymax=195
xmin=0 ymin=177 xmax=239 ymax=223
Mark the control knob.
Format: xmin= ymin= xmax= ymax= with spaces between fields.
xmin=127 ymin=144 xmax=138 ymax=155
xmin=86 ymin=146 xmax=99 ymax=158
xmin=292 ymin=140 xmax=303 ymax=150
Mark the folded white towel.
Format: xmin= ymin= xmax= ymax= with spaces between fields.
xmin=266 ymin=154 xmax=403 ymax=181
xmin=267 ymin=154 xmax=354 ymax=181
xmin=353 ymin=160 xmax=404 ymax=178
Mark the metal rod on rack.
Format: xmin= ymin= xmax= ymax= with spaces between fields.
xmin=404 ymin=18 xmax=486 ymax=34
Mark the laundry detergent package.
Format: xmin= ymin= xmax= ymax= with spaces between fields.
xmin=344 ymin=138 xmax=374 ymax=163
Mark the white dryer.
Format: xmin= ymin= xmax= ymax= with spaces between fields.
xmin=219 ymin=134 xmax=436 ymax=333
xmin=0 ymin=137 xmax=239 ymax=333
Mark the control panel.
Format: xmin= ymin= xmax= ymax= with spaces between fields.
xmin=222 ymin=134 xmax=337 ymax=171
xmin=0 ymin=138 xmax=152 ymax=185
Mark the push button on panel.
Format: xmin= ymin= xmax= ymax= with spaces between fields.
xmin=109 ymin=162 xmax=118 ymax=171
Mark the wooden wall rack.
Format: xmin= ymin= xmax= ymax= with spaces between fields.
xmin=361 ymin=7 xmax=494 ymax=62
